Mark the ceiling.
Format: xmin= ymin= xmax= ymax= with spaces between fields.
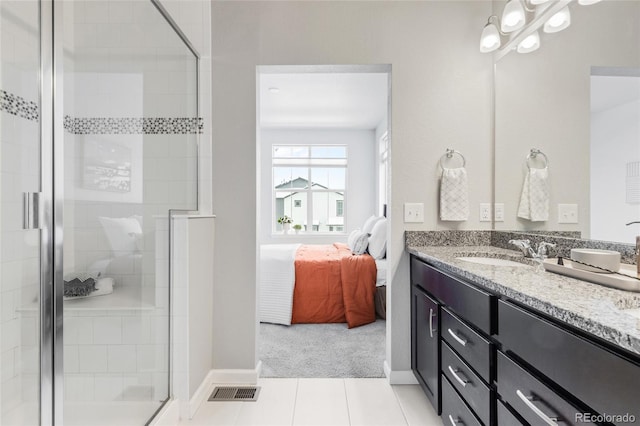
xmin=259 ymin=72 xmax=388 ymax=129
xmin=591 ymin=75 xmax=640 ymax=113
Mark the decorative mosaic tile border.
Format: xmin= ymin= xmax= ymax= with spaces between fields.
xmin=0 ymin=89 xmax=39 ymax=121
xmin=63 ymin=116 xmax=203 ymax=135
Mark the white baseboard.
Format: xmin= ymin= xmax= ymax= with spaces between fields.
xmin=149 ymin=399 xmax=180 ymax=426
xmin=189 ymin=370 xmax=216 ymax=419
xmin=210 ymin=361 xmax=262 ymax=384
xmin=384 ymin=360 xmax=418 ymax=385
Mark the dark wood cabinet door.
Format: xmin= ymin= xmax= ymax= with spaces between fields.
xmin=412 ymin=286 xmax=440 ymax=413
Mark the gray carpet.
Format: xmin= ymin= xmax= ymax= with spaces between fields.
xmin=259 ymin=320 xmax=386 ymax=378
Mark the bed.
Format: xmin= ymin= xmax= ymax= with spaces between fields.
xmin=259 ymin=215 xmax=387 ymax=329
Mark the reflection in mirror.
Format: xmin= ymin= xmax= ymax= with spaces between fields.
xmin=494 ymin=0 xmax=640 ymax=245
xmin=590 ymin=67 xmax=640 ymax=243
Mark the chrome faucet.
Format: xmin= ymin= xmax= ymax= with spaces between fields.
xmin=509 ymin=239 xmax=534 ymax=257
xmin=626 ymin=221 xmax=640 ymax=274
xmin=509 ymin=239 xmax=556 ymax=271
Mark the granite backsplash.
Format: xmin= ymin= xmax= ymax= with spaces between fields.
xmin=405 ymin=230 xmax=637 ymax=265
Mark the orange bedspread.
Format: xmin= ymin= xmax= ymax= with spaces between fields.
xmin=291 ymin=243 xmax=377 ymax=328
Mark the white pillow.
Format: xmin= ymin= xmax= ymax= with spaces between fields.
xmin=98 ymin=216 xmax=143 ymax=255
xmin=362 ymin=215 xmax=382 ymax=235
xmin=368 ymin=218 xmax=387 ymax=260
xmin=348 ymin=229 xmax=361 ymax=248
xmin=349 ymin=230 xmax=369 ymax=255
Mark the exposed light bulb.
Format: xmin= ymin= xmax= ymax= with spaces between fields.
xmin=544 ymin=7 xmax=571 ymax=33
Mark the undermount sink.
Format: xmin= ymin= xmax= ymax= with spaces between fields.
xmin=622 ymin=308 xmax=640 ymax=320
xmin=456 ymin=257 xmax=528 ymax=267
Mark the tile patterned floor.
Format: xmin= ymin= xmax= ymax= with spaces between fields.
xmin=179 ymin=378 xmax=442 ymax=426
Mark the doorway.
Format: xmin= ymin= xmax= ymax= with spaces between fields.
xmin=255 ymin=64 xmax=391 ymax=377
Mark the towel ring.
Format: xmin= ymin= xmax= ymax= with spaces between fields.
xmin=439 ymin=149 xmax=466 ymax=169
xmin=526 ymin=148 xmax=549 ymax=170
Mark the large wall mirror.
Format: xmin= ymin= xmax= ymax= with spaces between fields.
xmin=494 ymin=0 xmax=640 ymax=245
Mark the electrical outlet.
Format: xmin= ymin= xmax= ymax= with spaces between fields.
xmin=404 ymin=203 xmax=424 ymax=223
xmin=494 ymin=203 xmax=505 ymax=222
xmin=480 ymin=203 xmax=492 ymax=222
xmin=558 ymin=203 xmax=578 ymax=224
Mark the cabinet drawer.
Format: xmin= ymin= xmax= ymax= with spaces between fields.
xmin=498 ymin=351 xmax=595 ymax=426
xmin=411 ymin=257 xmax=495 ymax=334
xmin=499 ymin=300 xmax=640 ymax=422
xmin=441 ymin=375 xmax=482 ymax=426
xmin=442 ymin=342 xmax=491 ymax=426
xmin=442 ymin=308 xmax=492 ymax=382
xmin=497 ymin=400 xmax=525 ymax=426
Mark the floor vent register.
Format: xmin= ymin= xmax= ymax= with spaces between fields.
xmin=208 ymin=386 xmax=261 ymax=402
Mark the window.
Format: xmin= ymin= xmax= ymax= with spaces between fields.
xmin=273 ymin=145 xmax=347 ymax=233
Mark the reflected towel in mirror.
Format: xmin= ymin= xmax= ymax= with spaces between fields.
xmin=517 ymin=167 xmax=549 ymax=221
xmin=440 ymin=167 xmax=469 ymax=221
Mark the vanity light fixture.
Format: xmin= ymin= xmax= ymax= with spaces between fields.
xmin=577 ymin=0 xmax=602 ymax=5
xmin=544 ymin=7 xmax=571 ymax=33
xmin=517 ymin=30 xmax=540 ymax=53
xmin=501 ymin=0 xmax=527 ymax=33
xmin=480 ymin=16 xmax=503 ymax=53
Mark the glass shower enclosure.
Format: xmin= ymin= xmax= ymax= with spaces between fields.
xmin=0 ymin=1 xmax=199 ymax=424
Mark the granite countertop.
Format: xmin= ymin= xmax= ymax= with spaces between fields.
xmin=407 ymin=245 xmax=640 ymax=356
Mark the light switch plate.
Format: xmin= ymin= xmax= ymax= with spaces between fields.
xmin=404 ymin=203 xmax=424 ymax=223
xmin=558 ymin=203 xmax=578 ymax=224
xmin=494 ymin=203 xmax=505 ymax=222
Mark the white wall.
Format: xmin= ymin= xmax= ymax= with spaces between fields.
xmin=212 ymin=1 xmax=493 ymax=374
xmin=259 ymin=128 xmax=376 ymax=244
xmin=591 ymin=96 xmax=640 ymax=243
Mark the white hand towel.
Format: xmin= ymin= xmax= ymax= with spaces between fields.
xmin=517 ymin=167 xmax=549 ymax=222
xmin=440 ymin=167 xmax=470 ymax=221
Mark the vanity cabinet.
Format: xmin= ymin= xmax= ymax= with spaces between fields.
xmin=410 ymin=255 xmax=640 ymax=426
xmin=411 ymin=256 xmax=496 ymax=424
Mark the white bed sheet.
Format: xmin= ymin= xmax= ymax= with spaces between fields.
xmin=259 ymin=244 xmax=301 ymax=325
xmin=375 ymin=258 xmax=387 ymax=287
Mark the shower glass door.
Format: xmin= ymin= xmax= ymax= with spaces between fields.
xmin=2 ymin=0 xmax=199 ymax=424
xmin=0 ymin=1 xmax=43 ymax=425
xmin=59 ymin=1 xmax=198 ymax=425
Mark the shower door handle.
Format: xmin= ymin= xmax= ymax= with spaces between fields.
xmin=23 ymin=192 xmax=42 ymax=229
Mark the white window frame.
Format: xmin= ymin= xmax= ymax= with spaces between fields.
xmin=272 ymin=144 xmax=348 ymax=235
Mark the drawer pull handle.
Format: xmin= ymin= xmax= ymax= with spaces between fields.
xmin=447 ymin=328 xmax=467 ymax=347
xmin=429 ymin=308 xmax=437 ymax=338
xmin=448 ymin=365 xmax=470 ymax=387
xmin=448 ymin=415 xmax=463 ymax=426
xmin=516 ymin=390 xmax=559 ymax=426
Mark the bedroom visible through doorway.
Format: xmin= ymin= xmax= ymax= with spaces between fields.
xmin=256 ymin=65 xmax=391 ymax=378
